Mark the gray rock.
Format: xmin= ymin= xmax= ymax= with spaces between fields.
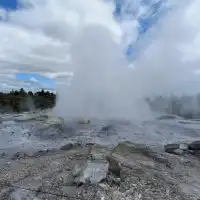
xmin=100 ymin=125 xmax=113 ymax=132
xmin=56 ymin=172 xmax=75 ymax=186
xmin=0 ymin=180 xmax=11 ymax=188
xmin=179 ymin=143 xmax=188 ymax=150
xmin=173 ymin=149 xmax=184 ymax=155
xmin=72 ymin=164 xmax=83 ymax=177
xmin=60 ymin=186 xmax=77 ymax=197
xmin=106 ymin=174 xmax=121 ymax=186
xmin=164 ymin=143 xmax=180 ymax=152
xmin=78 ymin=119 xmax=91 ymax=124
xmin=11 ymin=152 xmax=28 ymax=160
xmin=99 ymin=125 xmax=116 ymax=136
xmin=60 ymin=143 xmax=74 ymax=151
xmin=107 ymin=153 xmax=141 ymax=173
xmin=164 ymin=143 xmax=187 ymax=155
xmin=0 ymin=152 xmax=7 ymax=158
xmin=112 ymin=141 xmax=155 ymax=158
xmin=75 ymin=160 xmax=108 ymax=184
xmin=34 ymin=122 xmax=75 ymax=140
xmin=91 ymin=152 xmax=106 ymax=160
xmin=31 ymin=149 xmax=51 ymax=158
xmin=188 ymin=141 xmax=200 ymax=150
xmin=49 ymin=161 xmax=62 ymax=173
xmin=106 ymin=155 xmax=121 ymax=177
xmin=10 ymin=189 xmax=38 ymax=200
xmin=60 ymin=142 xmax=81 ymax=151
xmin=0 ymin=188 xmax=14 ymax=200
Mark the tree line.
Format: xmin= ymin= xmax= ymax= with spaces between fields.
xmin=146 ymin=94 xmax=200 ymax=119
xmin=1 ymin=88 xmax=200 ymax=119
xmin=0 ymin=88 xmax=56 ymax=113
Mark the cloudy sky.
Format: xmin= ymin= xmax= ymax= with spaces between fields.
xmin=0 ymin=0 xmax=200 ymax=95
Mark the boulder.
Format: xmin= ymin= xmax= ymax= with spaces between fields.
xmin=56 ymin=172 xmax=75 ymax=186
xmin=164 ymin=144 xmax=180 ymax=153
xmin=0 ymin=152 xmax=7 ymax=158
xmin=89 ymin=144 xmax=109 ymax=160
xmin=11 ymin=152 xmax=28 ymax=160
xmin=107 ymin=153 xmax=141 ymax=174
xmin=78 ymin=119 xmax=91 ymax=124
xmin=74 ymin=160 xmax=108 ymax=185
xmin=0 ymin=188 xmax=14 ymax=200
xmin=106 ymin=174 xmax=121 ymax=186
xmin=112 ymin=141 xmax=168 ymax=165
xmin=99 ymin=125 xmax=117 ymax=136
xmin=60 ymin=142 xmax=81 ymax=151
xmin=164 ymin=143 xmax=188 ymax=155
xmin=14 ymin=114 xmax=36 ymax=122
xmin=10 ymin=189 xmax=37 ymax=200
xmin=188 ymin=141 xmax=200 ymax=150
xmin=100 ymin=125 xmax=113 ymax=132
xmin=112 ymin=141 xmax=154 ymax=157
xmin=60 ymin=143 xmax=74 ymax=151
xmin=106 ymin=155 xmax=121 ymax=177
xmin=34 ymin=122 xmax=76 ymax=140
xmin=72 ymin=164 xmax=82 ymax=177
xmin=60 ymin=186 xmax=77 ymax=198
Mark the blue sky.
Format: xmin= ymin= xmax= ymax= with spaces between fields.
xmin=16 ymin=73 xmax=56 ymax=89
xmin=0 ymin=0 xmax=17 ymax=10
xmin=16 ymin=73 xmax=56 ymax=90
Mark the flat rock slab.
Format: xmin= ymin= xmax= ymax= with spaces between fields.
xmin=76 ymin=160 xmax=108 ymax=184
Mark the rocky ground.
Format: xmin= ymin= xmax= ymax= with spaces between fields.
xmin=1 ymin=111 xmax=200 ymax=199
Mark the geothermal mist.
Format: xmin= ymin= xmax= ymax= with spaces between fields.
xmin=55 ymin=0 xmax=200 ymax=120
xmin=55 ymin=24 xmax=152 ymax=120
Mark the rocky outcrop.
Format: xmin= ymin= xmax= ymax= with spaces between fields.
xmin=1 ymin=141 xmax=200 ymax=199
xmin=164 ymin=141 xmax=200 ymax=157
xmin=164 ymin=143 xmax=188 ymax=155
xmin=188 ymin=141 xmax=200 ymax=150
xmin=11 ymin=152 xmax=29 ymax=160
xmin=99 ymin=124 xmax=117 ymax=136
xmin=60 ymin=143 xmax=81 ymax=151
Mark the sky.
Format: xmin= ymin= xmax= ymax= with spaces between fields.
xmin=0 ymin=0 xmax=200 ymax=96
xmin=0 ymin=0 xmax=17 ymax=10
xmin=0 ymin=0 xmax=168 ymax=92
xmin=0 ymin=0 xmax=72 ymax=91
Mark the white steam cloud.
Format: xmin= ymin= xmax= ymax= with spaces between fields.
xmin=0 ymin=0 xmax=200 ymax=120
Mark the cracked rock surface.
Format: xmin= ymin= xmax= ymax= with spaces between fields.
xmin=1 ymin=112 xmax=200 ymax=199
xmin=0 ymin=141 xmax=200 ymax=199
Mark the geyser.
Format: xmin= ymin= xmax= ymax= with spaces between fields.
xmin=55 ymin=24 xmax=150 ymax=120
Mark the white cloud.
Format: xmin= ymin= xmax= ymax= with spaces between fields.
xmin=30 ymin=77 xmax=38 ymax=82
xmin=0 ymin=0 xmax=121 ymax=89
xmin=42 ymin=72 xmax=73 ymax=79
xmin=0 ymin=7 xmax=7 ymax=20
